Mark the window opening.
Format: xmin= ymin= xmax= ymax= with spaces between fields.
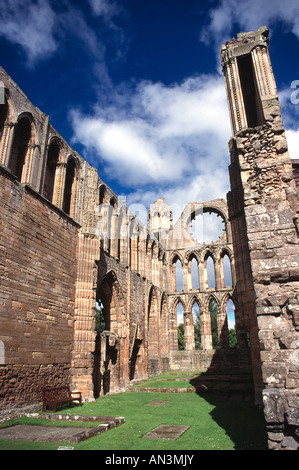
xmin=191 ymin=257 xmax=199 ymax=289
xmin=43 ymin=141 xmax=59 ymax=201
xmin=223 ymin=254 xmax=232 ymax=287
xmin=8 ymin=117 xmax=31 ymax=181
xmin=175 ymin=258 xmax=183 ymax=291
xmin=237 ymin=54 xmax=264 ymax=128
xmin=176 ymin=302 xmax=184 ymax=350
xmin=192 ymin=302 xmax=201 ymax=350
xmin=209 ymin=298 xmax=219 ymax=349
xmin=63 ymin=158 xmax=76 ymax=215
xmin=206 ymin=256 xmax=216 ymax=288
xmin=227 ymin=299 xmax=237 ymax=349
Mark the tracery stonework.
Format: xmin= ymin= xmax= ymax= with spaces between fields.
xmin=0 ymin=26 xmax=298 ymax=450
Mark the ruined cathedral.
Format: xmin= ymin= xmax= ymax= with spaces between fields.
xmin=0 ymin=27 xmax=298 ymax=450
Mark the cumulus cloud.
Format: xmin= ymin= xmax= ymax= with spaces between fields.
xmin=70 ymin=73 xmax=232 ymax=212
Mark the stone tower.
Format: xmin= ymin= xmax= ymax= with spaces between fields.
xmin=148 ymin=197 xmax=173 ymax=241
xmin=221 ymin=27 xmax=299 ymax=450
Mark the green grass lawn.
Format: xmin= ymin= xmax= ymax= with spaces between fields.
xmin=0 ymin=371 xmax=268 ymax=451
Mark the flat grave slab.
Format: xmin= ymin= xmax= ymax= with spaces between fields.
xmin=143 ymin=424 xmax=190 ymax=440
xmin=145 ymin=400 xmax=170 ymax=406
xmin=0 ymin=424 xmax=88 ymax=442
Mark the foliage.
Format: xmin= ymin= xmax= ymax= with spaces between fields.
xmin=177 ymin=323 xmax=185 ymax=350
xmin=95 ymin=304 xmax=106 ymax=333
xmin=229 ymin=329 xmax=237 ymax=349
xmin=209 ymin=299 xmax=219 ymax=349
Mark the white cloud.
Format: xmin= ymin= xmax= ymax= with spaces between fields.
xmin=286 ymin=129 xmax=299 ymax=159
xmin=0 ymin=0 xmax=124 ymax=69
xmin=70 ymin=73 xmax=231 ymax=205
xmin=201 ymin=0 xmax=299 ymax=45
xmin=0 ymin=0 xmax=57 ymax=66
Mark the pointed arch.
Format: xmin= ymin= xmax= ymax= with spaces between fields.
xmin=204 ymin=251 xmax=216 ymax=289
xmin=206 ymin=294 xmax=219 ymax=349
xmin=63 ymin=155 xmax=80 ymax=217
xmin=169 ymin=252 xmax=184 ymax=292
xmin=43 ymin=136 xmax=62 ymax=202
xmin=8 ymin=112 xmax=34 ymax=182
xmin=94 ymin=269 xmax=128 ymax=397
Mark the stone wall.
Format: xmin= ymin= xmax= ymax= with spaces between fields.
xmin=0 ymin=165 xmax=79 ymax=409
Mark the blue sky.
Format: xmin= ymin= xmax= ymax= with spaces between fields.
xmin=1 ymin=0 xmax=299 ymax=227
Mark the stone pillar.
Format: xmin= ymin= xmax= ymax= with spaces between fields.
xmin=0 ymin=122 xmax=14 ymax=166
xmin=71 ymin=233 xmax=98 ymax=401
xmin=184 ymin=311 xmax=195 ymax=351
xmin=52 ymin=162 xmax=66 ymax=209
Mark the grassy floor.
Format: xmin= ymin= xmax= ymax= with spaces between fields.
xmin=0 ymin=372 xmax=268 ymax=451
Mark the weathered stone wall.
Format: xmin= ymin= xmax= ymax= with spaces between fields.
xmin=222 ymin=27 xmax=299 ymax=450
xmin=0 ymin=165 xmax=79 ymax=409
xmin=170 ymin=349 xmax=251 ymax=372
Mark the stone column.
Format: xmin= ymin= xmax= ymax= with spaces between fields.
xmin=0 ymin=122 xmax=14 ymax=166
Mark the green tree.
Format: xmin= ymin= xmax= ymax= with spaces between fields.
xmin=177 ymin=323 xmax=185 ymax=350
xmin=193 ymin=309 xmax=202 ymax=350
xmin=229 ymin=328 xmax=237 ymax=348
xmin=209 ymin=299 xmax=219 ymax=349
xmin=95 ymin=303 xmax=106 ymax=334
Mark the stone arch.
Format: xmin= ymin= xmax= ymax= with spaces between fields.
xmin=171 ymin=295 xmax=186 ymax=351
xmin=43 ymin=136 xmax=62 ymax=203
xmin=94 ymin=270 xmax=128 ymax=397
xmin=203 ymin=250 xmax=216 ymax=289
xmin=219 ymin=247 xmax=234 ymax=288
xmin=169 ymin=251 xmax=184 ymax=292
xmin=185 ymin=251 xmax=200 ymax=290
xmin=62 ymin=155 xmax=80 ymax=217
xmin=99 ymin=183 xmax=108 ymax=204
xmin=8 ymin=112 xmax=35 ymax=182
xmin=188 ymin=295 xmax=202 ymax=350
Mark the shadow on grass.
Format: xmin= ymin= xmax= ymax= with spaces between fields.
xmin=189 ymin=372 xmax=268 ymax=450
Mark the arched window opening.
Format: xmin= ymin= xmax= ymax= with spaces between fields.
xmin=206 ymin=255 xmax=216 ymax=288
xmin=192 ymin=301 xmax=201 ymax=350
xmin=209 ymin=298 xmax=219 ymax=349
xmin=175 ymin=258 xmax=183 ymax=291
xmin=99 ymin=184 xmax=108 ymax=205
xmin=191 ymin=257 xmax=199 ymax=289
xmin=8 ymin=117 xmax=31 ymax=181
xmin=43 ymin=140 xmax=59 ymax=202
xmin=176 ymin=301 xmax=184 ymax=350
xmin=63 ymin=158 xmax=76 ymax=215
xmin=223 ymin=254 xmax=232 ymax=287
xmin=226 ymin=299 xmax=237 ymax=349
xmin=191 ymin=211 xmax=225 ymax=244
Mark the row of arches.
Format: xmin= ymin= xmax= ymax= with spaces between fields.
xmin=0 ymin=97 xmax=80 ymax=219
xmin=174 ymin=294 xmax=239 ymax=351
xmin=92 ymin=269 xmax=174 ymax=397
xmin=172 ymin=250 xmax=233 ymax=292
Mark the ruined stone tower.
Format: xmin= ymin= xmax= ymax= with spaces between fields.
xmin=221 ymin=26 xmax=299 ymax=450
